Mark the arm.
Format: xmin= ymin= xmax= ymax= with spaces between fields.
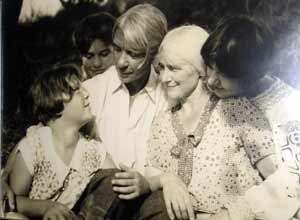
xmin=145 ymin=167 xmax=196 ymax=220
xmin=10 ymin=152 xmax=75 ymax=220
xmin=1 ymin=145 xmax=19 ymax=210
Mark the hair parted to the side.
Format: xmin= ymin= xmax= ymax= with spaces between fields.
xmin=73 ymin=12 xmax=116 ymax=56
xmin=30 ymin=64 xmax=83 ymax=125
xmin=201 ymin=15 xmax=274 ymax=81
xmin=113 ymin=3 xmax=168 ymax=60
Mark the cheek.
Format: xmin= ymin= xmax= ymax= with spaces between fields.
xmin=82 ymin=58 xmax=92 ymax=67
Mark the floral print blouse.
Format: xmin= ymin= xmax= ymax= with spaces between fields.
xmin=17 ymin=124 xmax=106 ymax=209
xmin=147 ymin=97 xmax=275 ymax=213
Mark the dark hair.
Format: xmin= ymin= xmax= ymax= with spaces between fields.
xmin=201 ymin=15 xmax=274 ymax=81
xmin=73 ymin=12 xmax=116 ymax=56
xmin=30 ymin=64 xmax=83 ymax=125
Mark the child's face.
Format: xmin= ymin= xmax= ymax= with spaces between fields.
xmin=82 ymin=39 xmax=114 ymax=79
xmin=61 ymin=85 xmax=93 ymax=126
xmin=206 ymin=66 xmax=244 ymax=98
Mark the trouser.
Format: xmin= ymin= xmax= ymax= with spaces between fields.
xmin=73 ymin=169 xmax=170 ymax=220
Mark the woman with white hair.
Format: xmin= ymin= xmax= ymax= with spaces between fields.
xmin=145 ymin=25 xmax=277 ymax=220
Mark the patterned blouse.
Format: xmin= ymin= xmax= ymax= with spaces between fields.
xmin=17 ymin=124 xmax=106 ymax=209
xmin=147 ymin=97 xmax=275 ymax=214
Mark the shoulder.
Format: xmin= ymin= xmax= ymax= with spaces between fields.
xmin=219 ymin=97 xmax=269 ymax=127
xmin=79 ymin=136 xmax=106 ymax=157
xmin=83 ymin=66 xmax=118 ymax=92
xmin=251 ymin=76 xmax=300 ymax=111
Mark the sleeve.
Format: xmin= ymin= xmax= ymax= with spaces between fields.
xmin=85 ymin=139 xmax=107 ymax=173
xmin=237 ymin=98 xmax=276 ymax=165
xmin=16 ymin=136 xmax=36 ymax=175
xmin=226 ymin=167 xmax=300 ymax=220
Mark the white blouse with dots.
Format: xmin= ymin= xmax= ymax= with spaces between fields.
xmin=147 ymin=97 xmax=275 ymax=214
xmin=17 ymin=124 xmax=106 ymax=209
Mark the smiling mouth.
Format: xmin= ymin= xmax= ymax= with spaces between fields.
xmin=89 ymin=69 xmax=105 ymax=74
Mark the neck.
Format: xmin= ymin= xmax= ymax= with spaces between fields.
xmin=181 ymin=80 xmax=211 ymax=112
xmin=246 ymin=75 xmax=275 ymax=98
xmin=176 ymin=80 xmax=211 ymax=132
xmin=48 ymin=119 xmax=80 ymax=149
xmin=125 ymin=66 xmax=151 ymax=96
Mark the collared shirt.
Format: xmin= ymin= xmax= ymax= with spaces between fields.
xmin=84 ymin=66 xmax=166 ymax=174
xmin=17 ymin=124 xmax=106 ymax=208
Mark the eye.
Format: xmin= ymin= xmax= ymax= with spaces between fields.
xmin=127 ymin=50 xmax=145 ymax=59
xmin=85 ymin=53 xmax=94 ymax=60
xmin=100 ymin=49 xmax=111 ymax=57
xmin=112 ymin=44 xmax=121 ymax=53
xmin=155 ymin=62 xmax=164 ymax=75
xmin=167 ymin=64 xmax=181 ymax=72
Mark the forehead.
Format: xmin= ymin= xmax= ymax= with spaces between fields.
xmin=88 ymin=39 xmax=110 ymax=52
xmin=113 ymin=27 xmax=146 ymax=52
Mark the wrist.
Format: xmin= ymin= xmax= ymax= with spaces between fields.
xmin=41 ymin=200 xmax=55 ymax=215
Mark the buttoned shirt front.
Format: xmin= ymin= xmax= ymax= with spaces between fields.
xmin=84 ymin=66 xmax=166 ymax=174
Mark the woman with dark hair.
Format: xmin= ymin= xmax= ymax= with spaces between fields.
xmin=73 ymin=12 xmax=116 ymax=79
xmin=200 ymin=15 xmax=300 ymax=220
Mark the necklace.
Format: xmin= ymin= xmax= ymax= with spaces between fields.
xmin=170 ymin=94 xmax=219 ymax=185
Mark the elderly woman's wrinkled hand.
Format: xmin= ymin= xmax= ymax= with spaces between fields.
xmin=111 ymin=163 xmax=150 ymax=200
xmin=160 ymin=173 xmax=195 ymax=220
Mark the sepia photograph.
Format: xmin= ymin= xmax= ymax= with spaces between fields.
xmin=2 ymin=0 xmax=300 ymax=219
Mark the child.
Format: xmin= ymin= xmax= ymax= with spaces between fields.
xmin=8 ymin=64 xmax=115 ymax=220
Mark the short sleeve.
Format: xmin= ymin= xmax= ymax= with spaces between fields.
xmin=80 ymin=138 xmax=107 ymax=176
xmin=16 ymin=136 xmax=36 ymax=175
xmin=238 ymin=98 xmax=275 ymax=165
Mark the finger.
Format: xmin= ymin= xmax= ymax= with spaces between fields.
xmin=113 ymin=185 xmax=136 ymax=194
xmin=119 ymin=163 xmax=133 ymax=172
xmin=118 ymin=192 xmax=138 ymax=200
xmin=114 ymin=171 xmax=135 ymax=179
xmin=177 ymin=193 xmax=192 ymax=220
xmin=57 ymin=213 xmax=66 ymax=220
xmin=7 ymin=190 xmax=16 ymax=211
xmin=112 ymin=178 xmax=135 ymax=186
xmin=164 ymin=196 xmax=174 ymax=220
xmin=185 ymin=197 xmax=195 ymax=220
xmin=171 ymin=197 xmax=182 ymax=220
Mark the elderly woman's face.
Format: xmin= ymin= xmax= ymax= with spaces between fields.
xmin=112 ymin=28 xmax=151 ymax=84
xmin=157 ymin=52 xmax=200 ymax=101
xmin=82 ymin=39 xmax=114 ymax=79
xmin=206 ymin=66 xmax=244 ymax=98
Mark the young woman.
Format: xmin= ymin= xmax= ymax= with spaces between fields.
xmin=73 ymin=12 xmax=116 ymax=79
xmin=201 ymin=15 xmax=300 ymax=220
xmin=8 ymin=64 xmax=114 ymax=220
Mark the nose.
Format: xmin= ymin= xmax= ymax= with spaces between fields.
xmin=116 ymin=52 xmax=129 ymax=71
xmin=92 ymin=56 xmax=102 ymax=68
xmin=80 ymin=87 xmax=89 ymax=99
xmin=207 ymin=72 xmax=220 ymax=88
xmin=160 ymin=68 xmax=172 ymax=84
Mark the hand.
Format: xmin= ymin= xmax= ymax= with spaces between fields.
xmin=111 ymin=163 xmax=150 ymax=200
xmin=43 ymin=202 xmax=76 ymax=220
xmin=160 ymin=173 xmax=195 ymax=220
xmin=1 ymin=171 xmax=15 ymax=211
